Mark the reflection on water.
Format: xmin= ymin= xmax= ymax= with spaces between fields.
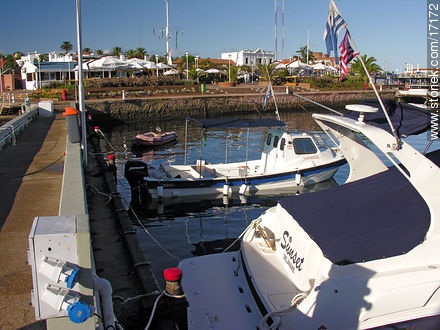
xmin=98 ymin=106 xmax=439 ymax=285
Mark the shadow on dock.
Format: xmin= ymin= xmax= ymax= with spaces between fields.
xmin=0 ymin=114 xmax=55 ymax=230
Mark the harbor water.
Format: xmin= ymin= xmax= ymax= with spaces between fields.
xmin=98 ymin=106 xmax=439 ymax=286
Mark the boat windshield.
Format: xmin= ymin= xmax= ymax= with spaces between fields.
xmin=293 ymin=138 xmax=317 ymax=154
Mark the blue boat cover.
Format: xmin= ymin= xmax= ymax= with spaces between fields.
xmin=344 ymin=100 xmax=431 ymax=137
xmin=187 ymin=118 xmax=285 ymax=129
xmin=279 ymin=150 xmax=440 ymax=265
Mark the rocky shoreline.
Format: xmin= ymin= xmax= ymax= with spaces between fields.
xmin=85 ymin=90 xmax=396 ymax=123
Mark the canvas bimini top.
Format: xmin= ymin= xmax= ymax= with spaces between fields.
xmin=344 ymin=100 xmax=431 ymax=137
xmin=279 ymin=149 xmax=440 ymax=265
xmin=186 ymin=118 xmax=286 ymax=129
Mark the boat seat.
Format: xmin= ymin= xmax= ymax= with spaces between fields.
xmin=191 ymin=165 xmax=217 ymax=178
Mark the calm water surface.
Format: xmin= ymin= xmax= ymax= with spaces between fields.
xmin=99 ymin=107 xmax=439 ymax=286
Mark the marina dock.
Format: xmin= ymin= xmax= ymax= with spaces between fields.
xmin=0 ymin=112 xmax=66 ymax=328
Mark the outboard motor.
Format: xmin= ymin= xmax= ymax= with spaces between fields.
xmin=124 ymin=160 xmax=150 ymax=207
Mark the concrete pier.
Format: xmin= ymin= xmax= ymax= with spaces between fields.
xmin=0 ymin=112 xmax=66 ymax=329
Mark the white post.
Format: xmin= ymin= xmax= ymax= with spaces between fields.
xmin=76 ymin=0 xmax=87 ymax=166
xmin=228 ymin=54 xmax=231 ymax=82
xmin=155 ymin=55 xmax=159 ymax=77
xmin=185 ymin=52 xmax=188 ymax=80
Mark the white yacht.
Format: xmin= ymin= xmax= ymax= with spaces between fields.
xmin=178 ymin=101 xmax=440 ymax=329
xmin=139 ymin=118 xmax=345 ymax=199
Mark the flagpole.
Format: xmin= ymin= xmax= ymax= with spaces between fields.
xmin=346 ymin=31 xmax=400 ymax=147
xmin=271 ymin=83 xmax=281 ymax=121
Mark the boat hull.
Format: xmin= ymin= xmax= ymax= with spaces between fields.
xmin=145 ymin=159 xmax=345 ymax=199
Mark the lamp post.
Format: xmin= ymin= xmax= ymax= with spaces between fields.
xmin=195 ymin=56 xmax=199 ymax=83
xmin=185 ymin=52 xmax=189 ymax=80
xmin=228 ymin=54 xmax=231 ymax=82
xmin=37 ymin=54 xmax=41 ymax=89
xmin=155 ymin=55 xmax=159 ymax=77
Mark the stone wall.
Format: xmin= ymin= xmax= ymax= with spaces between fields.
xmin=85 ymin=90 xmax=395 ymax=123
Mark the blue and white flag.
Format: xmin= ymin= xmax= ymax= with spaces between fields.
xmin=323 ymin=0 xmax=347 ymax=65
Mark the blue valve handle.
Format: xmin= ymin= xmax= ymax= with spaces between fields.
xmin=67 ymin=301 xmax=90 ymax=323
xmin=64 ymin=267 xmax=80 ymax=289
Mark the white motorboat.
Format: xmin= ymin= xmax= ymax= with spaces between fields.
xmin=136 ymin=118 xmax=346 ymax=199
xmin=178 ymin=100 xmax=440 ymax=329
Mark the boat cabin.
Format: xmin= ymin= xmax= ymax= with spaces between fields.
xmin=259 ymin=128 xmax=333 ymax=174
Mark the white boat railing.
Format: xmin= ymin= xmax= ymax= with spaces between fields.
xmin=0 ymin=106 xmax=38 ymax=150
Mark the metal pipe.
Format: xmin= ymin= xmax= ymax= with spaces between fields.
xmin=225 ymin=129 xmax=228 ymax=164
xmin=76 ymin=0 xmax=87 ymax=167
xmin=184 ymin=118 xmax=188 ymax=165
xmin=245 ymin=127 xmax=249 ymax=173
xmin=199 ymin=128 xmax=203 ymax=178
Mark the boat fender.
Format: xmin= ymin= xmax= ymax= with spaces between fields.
xmin=239 ymin=184 xmax=248 ymax=195
xmin=223 ymin=184 xmax=230 ymax=196
xmin=295 ymin=173 xmax=302 ymax=185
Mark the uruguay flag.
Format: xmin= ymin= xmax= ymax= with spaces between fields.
xmin=323 ymin=0 xmax=347 ymax=65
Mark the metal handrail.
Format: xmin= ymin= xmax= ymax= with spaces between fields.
xmin=0 ymin=107 xmax=38 ymax=147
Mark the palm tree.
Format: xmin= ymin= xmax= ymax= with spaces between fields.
xmin=60 ymin=41 xmax=73 ymax=54
xmin=111 ymin=46 xmax=122 ymax=56
xmin=188 ymin=67 xmax=204 ymax=82
xmin=96 ymin=49 xmax=103 ymax=56
xmin=135 ymin=47 xmax=146 ymax=59
xmin=350 ymin=54 xmax=382 ymax=82
xmin=13 ymin=51 xmax=24 ymax=59
xmin=296 ymin=45 xmax=314 ymax=64
xmin=256 ymin=62 xmax=278 ymax=83
xmin=125 ymin=49 xmax=136 ymax=59
xmin=222 ymin=65 xmax=242 ymax=82
xmin=83 ymin=47 xmax=92 ymax=54
xmin=39 ymin=53 xmax=49 ymax=62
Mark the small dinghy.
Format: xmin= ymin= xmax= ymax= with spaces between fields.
xmin=131 ymin=128 xmax=178 ymax=148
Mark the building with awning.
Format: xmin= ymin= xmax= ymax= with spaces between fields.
xmin=20 ymin=53 xmax=76 ymax=90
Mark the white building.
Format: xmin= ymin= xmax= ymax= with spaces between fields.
xmin=221 ymin=49 xmax=275 ymax=67
xmin=18 ymin=52 xmax=128 ymax=90
xmin=18 ymin=53 xmax=76 ymax=90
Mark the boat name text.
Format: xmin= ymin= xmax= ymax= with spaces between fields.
xmin=280 ymin=230 xmax=305 ymax=274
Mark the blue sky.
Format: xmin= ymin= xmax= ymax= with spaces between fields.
xmin=0 ymin=0 xmax=425 ymax=72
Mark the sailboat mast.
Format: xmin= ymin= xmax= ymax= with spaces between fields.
xmin=282 ymin=0 xmax=285 ymax=60
xmin=274 ymin=0 xmax=277 ymax=60
xmin=165 ymin=0 xmax=172 ymax=65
